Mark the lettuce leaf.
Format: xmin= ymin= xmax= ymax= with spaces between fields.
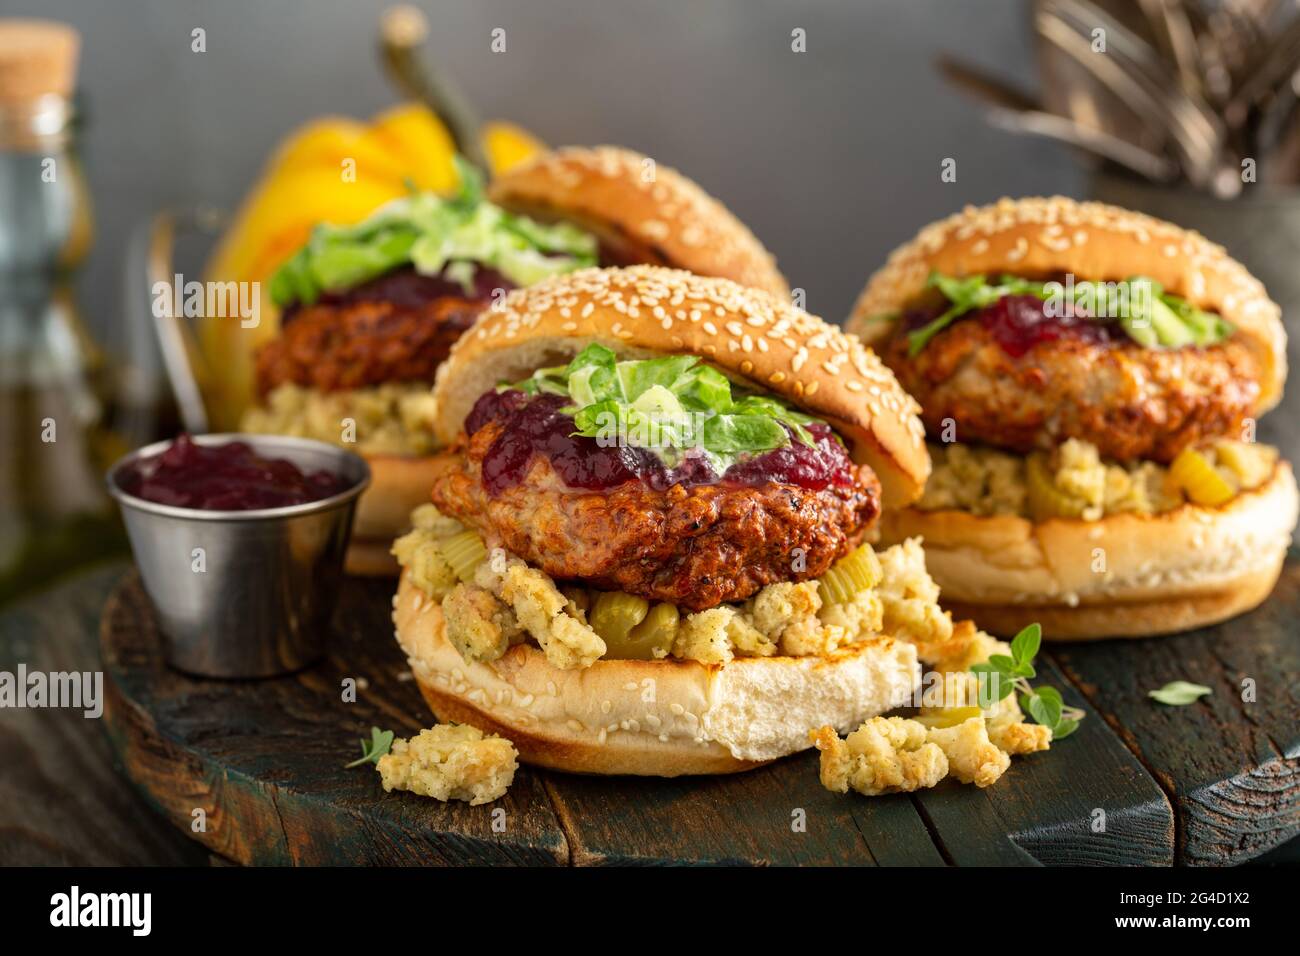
xmin=268 ymin=156 xmax=598 ymax=307
xmin=511 ymin=345 xmax=826 ymax=472
xmin=908 ymin=270 xmax=1234 ymax=354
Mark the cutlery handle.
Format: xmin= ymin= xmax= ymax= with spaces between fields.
xmin=133 ymin=207 xmax=226 ymax=434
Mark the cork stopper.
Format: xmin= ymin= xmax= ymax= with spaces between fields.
xmin=0 ymin=19 xmax=80 ymax=104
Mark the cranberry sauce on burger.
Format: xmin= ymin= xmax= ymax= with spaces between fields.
xmin=899 ymin=271 xmax=1232 ymax=358
xmin=464 ymin=346 xmax=857 ymax=496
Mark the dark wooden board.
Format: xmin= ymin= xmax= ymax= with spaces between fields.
xmin=100 ymin=576 xmax=568 ymax=866
xmin=1051 ymin=547 xmax=1300 ymax=866
xmin=0 ymin=564 xmax=209 ymax=866
xmin=912 ymin=657 xmax=1173 ymax=866
xmin=93 ymin=570 xmax=1174 ymax=866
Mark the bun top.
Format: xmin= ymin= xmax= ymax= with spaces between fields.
xmin=489 ymin=146 xmax=790 ymax=300
xmin=432 ymin=266 xmax=930 ymax=507
xmin=847 ymin=196 xmax=1287 ymax=411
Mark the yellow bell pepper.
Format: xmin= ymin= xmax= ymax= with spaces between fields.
xmin=198 ymin=103 xmax=544 ymax=428
xmin=1168 ymin=447 xmax=1237 ymax=506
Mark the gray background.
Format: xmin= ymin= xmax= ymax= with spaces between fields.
xmin=8 ymin=0 xmax=1077 ymax=346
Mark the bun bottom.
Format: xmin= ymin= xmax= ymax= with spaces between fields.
xmin=412 ymin=678 xmax=762 ymax=775
xmin=879 ymin=462 xmax=1298 ymax=640
xmin=942 ymin=556 xmax=1284 ymax=641
xmin=393 ymin=574 xmax=920 ymax=776
xmin=345 ymin=452 xmax=441 ymax=576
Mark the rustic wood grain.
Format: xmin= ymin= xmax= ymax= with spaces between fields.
xmin=913 ymin=657 xmax=1173 ymax=865
xmin=1051 ymin=549 xmax=1300 ymax=866
xmin=7 ymin=559 xmax=1292 ymax=866
xmin=0 ymin=564 xmax=208 ymax=866
xmin=544 ymin=660 xmax=1170 ymax=865
xmin=541 ymin=753 xmax=947 ymax=866
xmin=96 ymin=571 xmax=1170 ymax=866
xmin=100 ymin=574 xmax=569 ymax=866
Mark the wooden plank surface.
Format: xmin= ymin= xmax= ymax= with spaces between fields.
xmin=12 ymin=556 xmax=1297 ymax=866
xmin=88 ymin=570 xmax=1170 ymax=866
xmin=544 ymin=656 xmax=1171 ymax=865
xmin=1051 ymin=548 xmax=1300 ymax=866
xmin=99 ymin=574 xmax=569 ymax=866
xmin=914 ymin=657 xmax=1173 ymax=866
xmin=0 ymin=564 xmax=208 ymax=866
xmin=542 ymin=753 xmax=946 ymax=866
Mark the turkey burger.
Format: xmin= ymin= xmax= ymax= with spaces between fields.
xmin=390 ymin=266 xmax=950 ymax=775
xmin=244 ymin=148 xmax=788 ymax=574
xmin=848 ymin=197 xmax=1297 ymax=640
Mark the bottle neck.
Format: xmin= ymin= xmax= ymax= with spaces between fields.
xmin=0 ymin=93 xmax=73 ymax=151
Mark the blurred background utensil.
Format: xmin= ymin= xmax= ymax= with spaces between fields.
xmin=943 ymin=0 xmax=1300 ymax=193
xmin=939 ymin=56 xmax=1180 ymax=181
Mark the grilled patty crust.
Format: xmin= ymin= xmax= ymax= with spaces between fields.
xmin=255 ymin=296 xmax=481 ymax=396
xmin=882 ymin=319 xmax=1263 ymax=462
xmin=428 ymin=421 xmax=882 ymax=611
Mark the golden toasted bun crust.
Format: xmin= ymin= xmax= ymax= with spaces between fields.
xmin=490 ymin=146 xmax=789 ymax=300
xmin=393 ymin=573 xmax=920 ymax=776
xmin=343 ymin=453 xmax=439 ymax=576
xmin=941 ymin=560 xmax=1285 ymax=641
xmin=847 ymin=196 xmax=1287 ymax=412
xmin=878 ymin=460 xmax=1298 ymax=640
xmin=432 ymin=266 xmax=930 ymax=507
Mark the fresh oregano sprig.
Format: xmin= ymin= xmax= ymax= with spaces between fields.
xmin=344 ymin=726 xmax=394 ymax=768
xmin=970 ymin=623 xmax=1085 ymax=740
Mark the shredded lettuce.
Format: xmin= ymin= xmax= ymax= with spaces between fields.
xmin=268 ymin=158 xmax=598 ymax=307
xmin=510 ymin=344 xmax=824 ymax=473
xmin=906 ymin=271 xmax=1234 ymax=355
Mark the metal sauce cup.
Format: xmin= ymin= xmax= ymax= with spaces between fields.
xmin=106 ymin=434 xmax=371 ymax=678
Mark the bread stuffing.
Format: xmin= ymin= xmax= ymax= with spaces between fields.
xmin=377 ymin=724 xmax=518 ymax=805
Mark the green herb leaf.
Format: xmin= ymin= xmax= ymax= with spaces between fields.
xmin=1024 ymin=686 xmax=1064 ymax=727
xmin=344 ymin=726 xmax=394 ymax=768
xmin=1049 ymin=718 xmax=1079 ymax=740
xmin=1010 ymin=622 xmax=1042 ymax=666
xmin=451 ymin=155 xmax=485 ymax=208
xmin=1021 ymin=692 xmax=1051 ymax=727
xmin=1148 ymin=681 xmax=1213 ymax=706
xmin=971 ymin=664 xmax=1016 ymax=702
xmin=970 ymin=622 xmax=1085 ymax=738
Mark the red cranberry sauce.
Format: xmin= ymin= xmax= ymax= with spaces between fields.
xmin=978 ymin=293 xmax=1114 ymax=357
xmin=281 ymin=264 xmax=513 ymax=322
xmin=466 ymin=390 xmax=856 ymax=496
xmin=903 ymin=291 xmax=1116 ymax=358
xmin=118 ymin=434 xmax=349 ymax=510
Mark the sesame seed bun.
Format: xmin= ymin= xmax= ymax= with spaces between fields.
xmin=393 ymin=571 xmax=920 ymax=775
xmin=847 ymin=196 xmax=1287 ymax=412
xmin=877 ymin=460 xmax=1298 ymax=640
xmin=490 ymin=146 xmax=789 ymax=299
xmin=431 ymin=266 xmax=931 ymax=507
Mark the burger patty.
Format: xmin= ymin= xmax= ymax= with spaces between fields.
xmin=255 ymin=296 xmax=481 ymax=395
xmin=428 ymin=422 xmax=882 ymax=611
xmin=255 ymin=268 xmax=506 ymax=395
xmin=882 ymin=320 xmax=1262 ymax=463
